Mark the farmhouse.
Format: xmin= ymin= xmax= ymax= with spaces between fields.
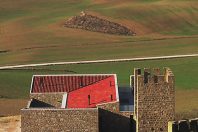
xmin=21 ymin=68 xmax=186 ymax=132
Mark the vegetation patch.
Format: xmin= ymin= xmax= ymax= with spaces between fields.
xmin=0 ymin=50 xmax=9 ymax=54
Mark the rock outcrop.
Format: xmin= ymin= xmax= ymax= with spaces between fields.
xmin=64 ymin=12 xmax=135 ymax=36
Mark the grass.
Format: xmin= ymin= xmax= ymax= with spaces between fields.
xmin=0 ymin=0 xmax=198 ymax=66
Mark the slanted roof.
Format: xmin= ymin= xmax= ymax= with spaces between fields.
xmin=31 ymin=74 xmax=113 ymax=93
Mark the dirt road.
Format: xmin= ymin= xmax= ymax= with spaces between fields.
xmin=0 ymin=54 xmax=198 ymax=70
xmin=0 ymin=116 xmax=20 ymax=132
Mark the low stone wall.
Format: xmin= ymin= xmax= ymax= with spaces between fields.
xmin=21 ymin=108 xmax=99 ymax=132
xmin=168 ymin=118 xmax=198 ymax=132
xmin=30 ymin=93 xmax=64 ymax=108
xmin=97 ymin=101 xmax=133 ymax=132
xmin=65 ymin=13 xmax=135 ymax=36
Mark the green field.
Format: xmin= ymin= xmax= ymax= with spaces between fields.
xmin=0 ymin=0 xmax=198 ymax=66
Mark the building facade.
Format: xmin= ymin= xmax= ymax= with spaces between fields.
xmin=21 ymin=68 xmax=175 ymax=132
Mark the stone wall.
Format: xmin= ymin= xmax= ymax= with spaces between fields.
xmin=97 ymin=101 xmax=133 ymax=132
xmin=168 ymin=118 xmax=198 ymax=132
xmin=21 ymin=108 xmax=99 ymax=132
xmin=30 ymin=93 xmax=64 ymax=108
xmin=135 ymin=68 xmax=175 ymax=132
xmin=64 ymin=12 xmax=135 ymax=36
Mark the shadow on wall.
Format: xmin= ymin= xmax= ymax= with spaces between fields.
xmin=99 ymin=109 xmax=133 ymax=132
xmin=168 ymin=118 xmax=198 ymax=132
xmin=29 ymin=99 xmax=54 ymax=108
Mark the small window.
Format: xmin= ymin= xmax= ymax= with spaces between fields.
xmin=110 ymin=94 xmax=113 ymax=101
xmin=88 ymin=95 xmax=91 ymax=105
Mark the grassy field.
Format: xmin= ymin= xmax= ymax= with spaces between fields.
xmin=0 ymin=0 xmax=198 ymax=66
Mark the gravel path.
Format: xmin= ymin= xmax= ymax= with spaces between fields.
xmin=0 ymin=54 xmax=198 ymax=70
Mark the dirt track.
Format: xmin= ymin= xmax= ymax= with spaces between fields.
xmin=0 ymin=54 xmax=198 ymax=70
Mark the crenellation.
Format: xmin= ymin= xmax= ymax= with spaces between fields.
xmin=164 ymin=67 xmax=174 ymax=82
xmin=144 ymin=68 xmax=151 ymax=84
xmin=135 ymin=68 xmax=175 ymax=85
xmin=153 ymin=68 xmax=161 ymax=75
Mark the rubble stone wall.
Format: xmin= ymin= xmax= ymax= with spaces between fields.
xmin=65 ymin=13 xmax=135 ymax=36
xmin=21 ymin=108 xmax=99 ymax=132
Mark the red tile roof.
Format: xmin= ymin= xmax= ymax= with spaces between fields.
xmin=31 ymin=75 xmax=112 ymax=93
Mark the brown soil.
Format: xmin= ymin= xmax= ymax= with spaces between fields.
xmin=0 ymin=99 xmax=28 ymax=117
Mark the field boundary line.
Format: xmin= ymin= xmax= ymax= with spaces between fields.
xmin=0 ymin=54 xmax=198 ymax=70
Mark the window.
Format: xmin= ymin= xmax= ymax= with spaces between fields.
xmin=88 ymin=95 xmax=91 ymax=105
xmin=110 ymin=94 xmax=113 ymax=101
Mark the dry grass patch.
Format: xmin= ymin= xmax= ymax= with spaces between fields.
xmin=175 ymin=89 xmax=198 ymax=120
xmin=0 ymin=115 xmax=20 ymax=132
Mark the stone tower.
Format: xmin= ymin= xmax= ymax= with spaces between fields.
xmin=132 ymin=68 xmax=175 ymax=132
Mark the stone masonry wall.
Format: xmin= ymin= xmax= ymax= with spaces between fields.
xmin=65 ymin=12 xmax=135 ymax=36
xmin=30 ymin=93 xmax=64 ymax=108
xmin=136 ymin=68 xmax=175 ymax=132
xmin=21 ymin=108 xmax=99 ymax=132
xmin=97 ymin=101 xmax=133 ymax=132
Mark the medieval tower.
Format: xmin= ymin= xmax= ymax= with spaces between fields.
xmin=132 ymin=68 xmax=175 ymax=132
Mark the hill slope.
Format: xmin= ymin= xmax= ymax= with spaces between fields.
xmin=0 ymin=0 xmax=198 ymax=65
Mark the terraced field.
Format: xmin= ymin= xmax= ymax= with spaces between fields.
xmin=0 ymin=0 xmax=198 ymax=65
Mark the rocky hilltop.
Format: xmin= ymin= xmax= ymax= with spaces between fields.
xmin=65 ymin=12 xmax=135 ymax=36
